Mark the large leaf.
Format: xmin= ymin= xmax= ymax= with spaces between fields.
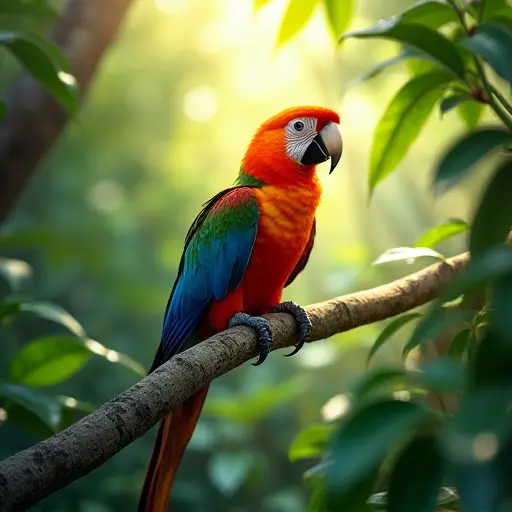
xmin=323 ymin=0 xmax=353 ymax=39
xmin=277 ymin=0 xmax=319 ymax=46
xmin=433 ymin=129 xmax=512 ymax=193
xmin=457 ymin=100 xmax=484 ymax=132
xmin=372 ymin=247 xmax=445 ymax=265
xmin=9 ymin=336 xmax=92 ymax=387
xmin=367 ymin=313 xmax=422 ymax=366
xmin=401 ymin=0 xmax=459 ymax=29
xmin=0 ymin=382 xmax=61 ymax=431
xmin=340 ymin=18 xmax=466 ymax=79
xmin=0 ymin=257 xmax=32 ymax=291
xmin=470 ymin=159 xmax=512 ymax=258
xmin=468 ymin=0 xmax=512 ymax=23
xmin=289 ymin=424 xmax=336 ymax=462
xmin=387 ymin=435 xmax=445 ymax=512
xmin=0 ymin=31 xmax=77 ymax=113
xmin=461 ymin=23 xmax=512 ymax=83
xmin=327 ymin=399 xmax=428 ymax=496
xmin=415 ymin=218 xmax=469 ymax=249
xmin=369 ymin=72 xmax=452 ymax=194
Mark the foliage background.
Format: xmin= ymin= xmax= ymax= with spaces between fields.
xmin=0 ymin=0 xmax=489 ymax=510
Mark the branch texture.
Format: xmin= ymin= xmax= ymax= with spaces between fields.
xmin=0 ymin=253 xmax=469 ymax=511
xmin=0 ymin=0 xmax=133 ymax=223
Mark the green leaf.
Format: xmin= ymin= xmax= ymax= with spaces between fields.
xmin=469 ymin=0 xmax=512 ymax=23
xmin=433 ymin=128 xmax=512 ymax=193
xmin=289 ymin=424 xmax=336 ymax=462
xmin=323 ymin=0 xmax=353 ymax=39
xmin=350 ymin=367 xmax=408 ymax=399
xmin=0 ymin=100 xmax=5 ymax=119
xmin=340 ymin=18 xmax=466 ymax=79
xmin=369 ymin=72 xmax=452 ymax=194
xmin=490 ymin=273 xmax=512 ymax=344
xmin=448 ymin=328 xmax=471 ymax=360
xmin=457 ymin=99 xmax=484 ymax=131
xmin=0 ymin=257 xmax=32 ymax=291
xmin=461 ymin=23 xmax=512 ymax=83
xmin=9 ymin=336 xmax=92 ymax=387
xmin=388 ymin=435 xmax=445 ymax=512
xmin=415 ymin=358 xmax=465 ymax=392
xmin=0 ymin=382 xmax=60 ymax=431
xmin=277 ymin=0 xmax=319 ymax=46
xmin=0 ymin=31 xmax=77 ymax=113
xmin=470 ymin=159 xmax=512 ymax=258
xmin=328 ymin=467 xmax=377 ymax=512
xmin=367 ymin=313 xmax=422 ymax=366
xmin=401 ymin=0 xmax=459 ymax=29
xmin=208 ymin=452 xmax=255 ymax=496
xmin=439 ymin=93 xmax=470 ymax=116
xmin=372 ymin=247 xmax=445 ymax=266
xmin=415 ymin=218 xmax=469 ymax=249
xmin=403 ymin=309 xmax=475 ymax=358
xmin=327 ymin=399 xmax=427 ymax=497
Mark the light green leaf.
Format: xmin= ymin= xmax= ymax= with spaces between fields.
xmin=415 ymin=218 xmax=469 ymax=248
xmin=0 ymin=31 xmax=77 ymax=113
xmin=289 ymin=424 xmax=336 ymax=462
xmin=401 ymin=0 xmax=459 ymax=29
xmin=0 ymin=257 xmax=32 ymax=291
xmin=9 ymin=336 xmax=92 ymax=387
xmin=0 ymin=382 xmax=61 ymax=431
xmin=367 ymin=313 xmax=422 ymax=366
xmin=457 ymin=99 xmax=484 ymax=131
xmin=340 ymin=18 xmax=466 ymax=79
xmin=369 ymin=72 xmax=452 ymax=194
xmin=433 ymin=129 xmax=512 ymax=193
xmin=388 ymin=435 xmax=445 ymax=512
xmin=372 ymin=247 xmax=445 ymax=266
xmin=277 ymin=0 xmax=319 ymax=46
xmin=470 ymin=159 xmax=512 ymax=258
xmin=208 ymin=452 xmax=255 ymax=496
xmin=461 ymin=23 xmax=512 ymax=83
xmin=323 ymin=0 xmax=353 ymax=39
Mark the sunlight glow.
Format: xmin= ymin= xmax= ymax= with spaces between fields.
xmin=0 ymin=408 xmax=7 ymax=422
xmin=321 ymin=394 xmax=350 ymax=421
xmin=106 ymin=350 xmax=120 ymax=363
xmin=183 ymin=86 xmax=219 ymax=122
xmin=154 ymin=0 xmax=187 ymax=14
xmin=472 ymin=433 xmax=499 ymax=462
xmin=63 ymin=397 xmax=78 ymax=408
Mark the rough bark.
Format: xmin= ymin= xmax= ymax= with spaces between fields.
xmin=0 ymin=0 xmax=133 ymax=224
xmin=0 ymin=252 xmax=469 ymax=511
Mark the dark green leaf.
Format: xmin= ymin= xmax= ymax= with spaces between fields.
xmin=0 ymin=257 xmax=32 ymax=291
xmin=401 ymin=0 xmax=459 ymax=29
xmin=461 ymin=23 xmax=512 ymax=83
xmin=448 ymin=328 xmax=471 ymax=360
xmin=350 ymin=367 xmax=408 ymax=399
xmin=388 ymin=435 xmax=445 ymax=512
xmin=0 ymin=32 xmax=77 ymax=113
xmin=367 ymin=313 xmax=422 ymax=365
xmin=328 ymin=467 xmax=377 ymax=512
xmin=0 ymin=0 xmax=57 ymax=23
xmin=289 ymin=424 xmax=336 ymax=462
xmin=0 ymin=100 xmax=5 ymax=119
xmin=440 ymin=93 xmax=470 ymax=116
xmin=340 ymin=18 xmax=466 ymax=78
xmin=9 ymin=336 xmax=92 ymax=387
xmin=433 ymin=128 xmax=512 ymax=193
xmin=491 ymin=273 xmax=512 ymax=344
xmin=457 ymin=99 xmax=484 ymax=131
xmin=487 ymin=14 xmax=512 ymax=33
xmin=277 ymin=0 xmax=319 ymax=46
xmin=327 ymin=399 xmax=427 ymax=496
xmin=369 ymin=72 xmax=452 ymax=194
xmin=323 ymin=0 xmax=353 ymax=39
xmin=0 ymin=382 xmax=60 ymax=431
xmin=469 ymin=0 xmax=512 ymax=23
xmin=414 ymin=357 xmax=465 ymax=392
xmin=470 ymin=159 xmax=512 ymax=258
xmin=415 ymin=218 xmax=469 ymax=249
xmin=372 ymin=247 xmax=445 ymax=265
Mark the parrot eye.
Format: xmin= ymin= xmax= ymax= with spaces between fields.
xmin=293 ymin=121 xmax=305 ymax=132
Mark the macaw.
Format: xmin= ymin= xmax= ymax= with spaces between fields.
xmin=138 ymin=106 xmax=342 ymax=511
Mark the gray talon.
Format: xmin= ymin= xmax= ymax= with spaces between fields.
xmin=229 ymin=312 xmax=272 ymax=365
xmin=271 ymin=301 xmax=311 ymax=357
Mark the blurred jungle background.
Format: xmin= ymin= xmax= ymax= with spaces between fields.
xmin=0 ymin=0 xmax=496 ymax=510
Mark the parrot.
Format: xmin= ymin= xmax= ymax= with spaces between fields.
xmin=138 ymin=106 xmax=342 ymax=512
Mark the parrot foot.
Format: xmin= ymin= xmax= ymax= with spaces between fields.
xmin=228 ymin=312 xmax=272 ymax=366
xmin=270 ymin=301 xmax=311 ymax=357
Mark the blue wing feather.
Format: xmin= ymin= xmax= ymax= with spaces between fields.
xmin=156 ymin=187 xmax=260 ymax=365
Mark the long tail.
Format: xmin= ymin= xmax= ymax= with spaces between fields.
xmin=138 ymin=386 xmax=209 ymax=512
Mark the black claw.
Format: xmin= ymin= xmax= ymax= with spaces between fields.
xmin=271 ymin=301 xmax=312 ymax=357
xmin=228 ymin=312 xmax=272 ymax=365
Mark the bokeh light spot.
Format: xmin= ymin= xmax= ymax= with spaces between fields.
xmin=87 ymin=180 xmax=125 ymax=213
xmin=321 ymin=394 xmax=350 ymax=421
xmin=182 ymin=86 xmax=219 ymax=122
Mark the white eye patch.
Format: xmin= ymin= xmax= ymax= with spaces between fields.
xmin=284 ymin=117 xmax=318 ymax=163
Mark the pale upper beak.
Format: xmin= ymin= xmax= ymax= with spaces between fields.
xmin=300 ymin=122 xmax=343 ymax=174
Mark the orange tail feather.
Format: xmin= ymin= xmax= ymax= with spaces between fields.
xmin=138 ymin=386 xmax=209 ymax=512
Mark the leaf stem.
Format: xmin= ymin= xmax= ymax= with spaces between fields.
xmin=487 ymin=82 xmax=512 ymax=117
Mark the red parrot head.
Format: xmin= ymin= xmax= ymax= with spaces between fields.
xmin=241 ymin=106 xmax=343 ymax=186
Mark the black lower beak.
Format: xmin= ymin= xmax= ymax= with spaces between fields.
xmin=300 ymin=133 xmax=330 ymax=166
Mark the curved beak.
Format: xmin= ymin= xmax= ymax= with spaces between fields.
xmin=300 ymin=122 xmax=343 ymax=174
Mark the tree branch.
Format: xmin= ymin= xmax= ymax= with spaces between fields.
xmin=0 ymin=252 xmax=469 ymax=511
xmin=0 ymin=0 xmax=133 ymax=224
